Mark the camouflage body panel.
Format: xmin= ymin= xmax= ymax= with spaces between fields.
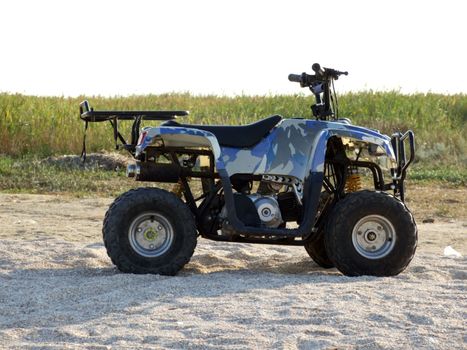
xmin=221 ymin=119 xmax=395 ymax=181
xmin=136 ymin=119 xmax=395 ymax=182
xmin=221 ymin=119 xmax=316 ymax=180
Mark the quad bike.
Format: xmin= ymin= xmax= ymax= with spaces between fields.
xmin=80 ymin=63 xmax=417 ymax=276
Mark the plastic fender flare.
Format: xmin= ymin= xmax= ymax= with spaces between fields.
xmin=308 ymin=125 xmax=396 ymax=173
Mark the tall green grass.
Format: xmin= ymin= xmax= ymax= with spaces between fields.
xmin=0 ymin=92 xmax=465 ymax=167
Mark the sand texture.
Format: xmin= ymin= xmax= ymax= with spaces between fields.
xmin=0 ymin=194 xmax=465 ymax=349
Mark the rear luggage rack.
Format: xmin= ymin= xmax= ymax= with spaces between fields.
xmin=79 ymin=100 xmax=189 ymax=159
xmin=79 ymin=100 xmax=189 ymax=122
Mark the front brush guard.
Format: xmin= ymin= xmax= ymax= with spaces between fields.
xmin=391 ymin=130 xmax=415 ymax=201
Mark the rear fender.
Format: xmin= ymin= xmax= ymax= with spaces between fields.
xmin=136 ymin=126 xmax=223 ymax=165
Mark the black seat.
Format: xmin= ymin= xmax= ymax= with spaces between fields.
xmin=161 ymin=115 xmax=282 ymax=148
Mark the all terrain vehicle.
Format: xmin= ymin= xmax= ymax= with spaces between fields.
xmin=80 ymin=63 xmax=417 ymax=276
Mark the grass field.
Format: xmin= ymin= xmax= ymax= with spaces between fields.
xmin=1 ymin=92 xmax=466 ymax=163
xmin=0 ymin=92 xmax=465 ymax=194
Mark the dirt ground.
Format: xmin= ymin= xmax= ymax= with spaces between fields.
xmin=1 ymin=185 xmax=464 ymax=251
xmin=0 ymin=188 xmax=465 ymax=349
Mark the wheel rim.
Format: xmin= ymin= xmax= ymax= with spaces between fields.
xmin=128 ymin=212 xmax=174 ymax=258
xmin=351 ymin=215 xmax=396 ymax=259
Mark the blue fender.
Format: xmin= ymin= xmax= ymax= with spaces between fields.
xmin=308 ymin=121 xmax=396 ymax=173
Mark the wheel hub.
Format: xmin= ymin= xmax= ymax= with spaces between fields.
xmin=366 ymin=231 xmax=377 ymax=241
xmin=128 ymin=212 xmax=174 ymax=258
xmin=143 ymin=228 xmax=158 ymax=241
xmin=352 ymin=215 xmax=396 ymax=259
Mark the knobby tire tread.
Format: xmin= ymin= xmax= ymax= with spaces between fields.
xmin=103 ymin=188 xmax=197 ymax=276
xmin=324 ymin=190 xmax=417 ymax=276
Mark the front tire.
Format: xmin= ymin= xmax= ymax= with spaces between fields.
xmin=325 ymin=190 xmax=417 ymax=276
xmin=103 ymin=188 xmax=197 ymax=275
xmin=304 ymin=191 xmax=335 ymax=269
xmin=304 ymin=232 xmax=334 ymax=268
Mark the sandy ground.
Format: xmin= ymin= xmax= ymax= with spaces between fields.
xmin=0 ymin=193 xmax=465 ymax=349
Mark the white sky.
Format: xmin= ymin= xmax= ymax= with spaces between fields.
xmin=0 ymin=0 xmax=466 ymax=96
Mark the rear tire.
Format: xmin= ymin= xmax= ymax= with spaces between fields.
xmin=103 ymin=188 xmax=197 ymax=275
xmin=325 ymin=190 xmax=417 ymax=276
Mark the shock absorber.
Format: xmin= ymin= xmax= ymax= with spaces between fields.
xmin=345 ymin=167 xmax=362 ymax=193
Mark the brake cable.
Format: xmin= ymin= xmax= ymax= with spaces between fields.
xmin=331 ymin=78 xmax=339 ymax=120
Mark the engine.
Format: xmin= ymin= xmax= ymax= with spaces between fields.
xmin=214 ymin=178 xmax=303 ymax=237
xmin=219 ymin=193 xmax=283 ymax=232
xmin=247 ymin=194 xmax=283 ymax=228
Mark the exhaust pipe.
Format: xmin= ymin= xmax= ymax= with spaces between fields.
xmin=126 ymin=163 xmax=140 ymax=178
xmin=126 ymin=162 xmax=181 ymax=183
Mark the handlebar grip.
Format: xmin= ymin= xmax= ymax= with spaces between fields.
xmin=288 ymin=74 xmax=302 ymax=83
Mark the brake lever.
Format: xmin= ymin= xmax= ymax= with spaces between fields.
xmin=324 ymin=67 xmax=348 ymax=79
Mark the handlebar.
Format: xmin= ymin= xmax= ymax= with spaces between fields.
xmin=324 ymin=66 xmax=348 ymax=79
xmin=288 ymin=74 xmax=302 ymax=83
xmin=287 ymin=72 xmax=319 ymax=88
xmin=288 ymin=63 xmax=348 ymax=120
xmin=288 ymin=63 xmax=348 ymax=87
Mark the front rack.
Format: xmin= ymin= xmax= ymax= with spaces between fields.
xmin=79 ymin=100 xmax=189 ymax=158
